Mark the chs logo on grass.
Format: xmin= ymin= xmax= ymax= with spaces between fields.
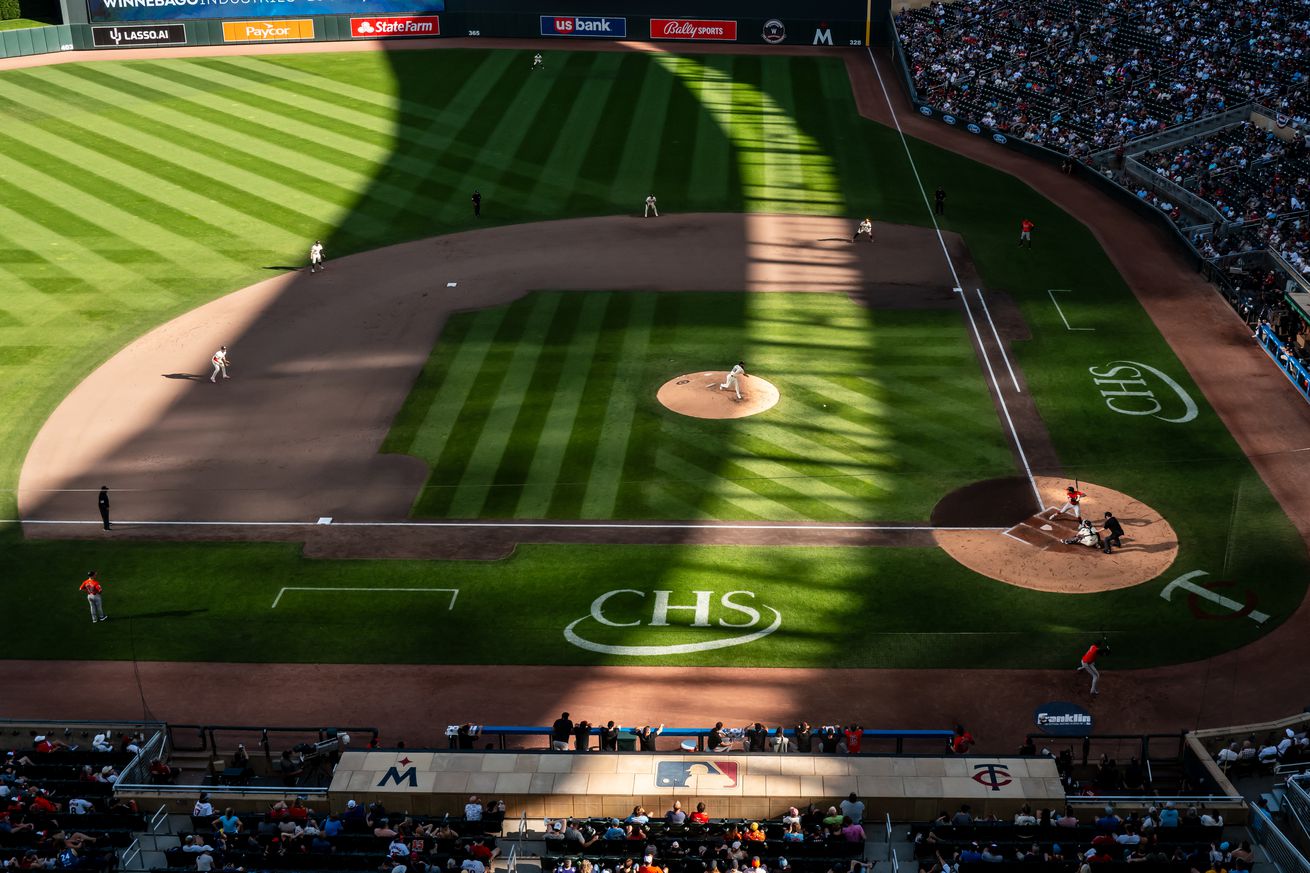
xmin=1088 ymin=361 xmax=1198 ymax=423
xmin=350 ymin=15 xmax=439 ymax=38
xmin=564 ymin=589 xmax=781 ymax=655
xmin=540 ymin=15 xmax=627 ymax=38
xmin=650 ymin=18 xmax=736 ymax=41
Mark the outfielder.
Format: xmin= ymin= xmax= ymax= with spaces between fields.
xmin=645 ymin=194 xmax=658 ymax=217
xmin=309 ymin=240 xmax=325 ymax=272
xmin=853 ymin=217 xmax=874 ymax=242
xmin=210 ymin=346 xmax=231 ymax=383
xmin=532 ymin=52 xmax=544 ymax=71
xmin=719 ymin=361 xmax=747 ymax=400
xmin=1058 ymin=485 xmax=1085 ymax=518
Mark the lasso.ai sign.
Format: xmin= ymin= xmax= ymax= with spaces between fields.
xmin=565 ymin=590 xmax=781 ymax=655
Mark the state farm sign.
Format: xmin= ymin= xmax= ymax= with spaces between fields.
xmin=351 ymin=15 xmax=440 ymax=38
xmin=650 ymin=18 xmax=737 ymax=40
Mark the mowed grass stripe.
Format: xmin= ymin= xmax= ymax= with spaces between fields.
xmin=547 ymin=294 xmax=634 ymax=518
xmin=785 ymin=57 xmax=848 ymax=206
xmin=0 ymin=189 xmax=183 ymax=306
xmin=180 ymin=58 xmax=494 ymax=222
xmin=732 ymin=425 xmax=889 ymax=499
xmin=0 ymin=82 xmax=271 ymax=254
xmin=447 ymin=58 xmax=581 ymax=218
xmin=478 ymin=296 xmax=588 ymax=517
xmin=581 ymin=293 xmax=656 ymax=518
xmin=46 ymin=65 xmax=421 ymax=239
xmin=82 ymin=66 xmax=392 ymax=237
xmin=658 ymin=429 xmax=855 ymax=519
xmin=523 ymin=53 xmax=624 ymax=206
xmin=419 ymin=302 xmax=541 ymax=515
xmin=515 ymin=293 xmax=612 ymax=517
xmin=572 ymin=54 xmax=649 ymax=212
xmin=608 ymin=58 xmax=674 ymax=209
xmin=653 ymin=446 xmax=798 ymax=520
xmin=0 ymin=120 xmax=255 ymax=272
xmin=650 ymin=61 xmax=707 ymax=213
xmin=446 ymin=293 xmax=565 ymax=517
xmin=679 ymin=55 xmax=736 ymax=209
xmin=403 ymin=307 xmax=512 ymax=511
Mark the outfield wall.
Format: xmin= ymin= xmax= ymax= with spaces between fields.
xmin=7 ymin=0 xmax=885 ymax=59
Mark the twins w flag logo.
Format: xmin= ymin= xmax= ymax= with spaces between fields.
xmin=655 ymin=760 xmax=738 ymax=788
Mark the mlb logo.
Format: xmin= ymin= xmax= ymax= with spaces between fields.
xmin=655 ymin=760 xmax=738 ymax=789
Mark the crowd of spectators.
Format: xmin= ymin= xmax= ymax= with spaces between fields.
xmin=170 ymin=795 xmax=506 ymax=873
xmin=1 ymin=731 xmax=146 ymax=870
xmin=542 ymin=797 xmax=872 ymax=873
xmin=896 ymin=0 xmax=1310 ymax=155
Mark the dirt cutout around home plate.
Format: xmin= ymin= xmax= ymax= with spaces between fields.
xmin=657 ymin=372 xmax=780 ymax=419
xmin=933 ymin=475 xmax=1178 ymax=593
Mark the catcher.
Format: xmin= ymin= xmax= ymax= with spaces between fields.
xmin=1062 ymin=519 xmax=1103 ymax=550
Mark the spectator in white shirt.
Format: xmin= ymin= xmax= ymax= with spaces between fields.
xmin=182 ymin=836 xmax=215 ymax=853
xmin=91 ymin=733 xmax=113 ymax=753
xmin=193 ymin=794 xmax=214 ymax=817
xmin=67 ymin=797 xmax=94 ymax=815
xmin=840 ymin=793 xmax=865 ymax=824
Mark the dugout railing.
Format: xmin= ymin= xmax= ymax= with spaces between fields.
xmin=455 ymin=725 xmax=953 ymax=753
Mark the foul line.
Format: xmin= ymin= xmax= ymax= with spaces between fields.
xmin=271 ymin=587 xmax=459 ymax=609
xmin=6 ymin=518 xmax=1003 ymax=532
xmin=976 ymin=289 xmax=1021 ymax=393
xmin=866 ymin=46 xmax=1043 ymax=512
xmin=1047 ymin=289 xmax=1095 ymax=331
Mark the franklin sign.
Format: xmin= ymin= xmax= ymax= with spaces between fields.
xmin=1088 ymin=361 xmax=1197 ymax=423
xmin=565 ymin=590 xmax=781 ymax=655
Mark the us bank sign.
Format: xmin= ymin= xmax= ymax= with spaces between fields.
xmin=565 ymin=589 xmax=781 ymax=656
xmin=1089 ymin=361 xmax=1197 ymax=423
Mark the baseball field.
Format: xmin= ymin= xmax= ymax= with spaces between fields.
xmin=1 ymin=43 xmax=1308 ymax=720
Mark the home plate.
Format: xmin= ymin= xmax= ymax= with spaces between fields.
xmin=446 ymin=282 xmax=458 ymax=287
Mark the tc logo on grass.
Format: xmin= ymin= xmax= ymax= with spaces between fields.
xmin=564 ymin=590 xmax=781 ymax=655
xmin=1088 ymin=361 xmax=1198 ymax=423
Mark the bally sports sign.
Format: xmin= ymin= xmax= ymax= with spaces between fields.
xmin=650 ymin=18 xmax=737 ymax=40
xmin=350 ymin=15 xmax=439 ymax=37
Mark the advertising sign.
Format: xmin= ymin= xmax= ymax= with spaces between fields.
xmin=649 ymin=18 xmax=736 ymax=40
xmin=91 ymin=23 xmax=186 ymax=46
xmin=88 ymin=0 xmax=441 ymax=24
xmin=221 ymin=18 xmax=314 ymax=41
xmin=540 ymin=15 xmax=626 ymax=38
xmin=1034 ymin=702 xmax=1093 ymax=736
xmin=350 ymin=14 xmax=439 ymax=37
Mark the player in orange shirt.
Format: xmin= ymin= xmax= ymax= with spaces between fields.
xmin=1019 ymin=218 xmax=1034 ymax=247
xmin=1078 ymin=641 xmax=1108 ymax=696
xmin=79 ymin=571 xmax=107 ymax=623
xmin=1058 ymin=485 xmax=1086 ymax=519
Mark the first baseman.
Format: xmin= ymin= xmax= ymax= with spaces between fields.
xmin=309 ymin=240 xmax=325 ymax=272
xmin=854 ymin=217 xmax=873 ymax=242
xmin=80 ymin=570 xmax=107 ymax=623
xmin=645 ymin=194 xmax=658 ymax=217
xmin=210 ymin=346 xmax=231 ymax=383
xmin=719 ymin=361 xmax=747 ymax=400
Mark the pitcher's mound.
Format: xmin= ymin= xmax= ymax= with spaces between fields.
xmin=657 ymin=372 xmax=780 ymax=420
xmin=933 ymin=476 xmax=1178 ymax=593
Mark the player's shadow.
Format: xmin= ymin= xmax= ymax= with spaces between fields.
xmin=161 ymin=373 xmax=206 ymax=381
xmin=124 ymin=608 xmax=209 ymax=619
xmin=263 ymin=265 xmax=302 ymax=271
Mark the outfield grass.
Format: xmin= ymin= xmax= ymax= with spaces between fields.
xmin=383 ymin=292 xmax=1015 ymax=521
xmin=0 ymin=48 xmax=1304 ymax=667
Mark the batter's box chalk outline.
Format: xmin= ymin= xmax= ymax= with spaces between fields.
xmin=270 ymin=586 xmax=460 ymax=610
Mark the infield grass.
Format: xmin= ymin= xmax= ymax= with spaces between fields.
xmin=384 ymin=292 xmax=1015 ymax=521
xmin=0 ymin=48 xmax=1305 ymax=668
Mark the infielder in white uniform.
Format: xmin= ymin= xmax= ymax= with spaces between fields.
xmin=719 ymin=361 xmax=747 ymax=400
xmin=210 ymin=346 xmax=230 ymax=383
xmin=309 ymin=240 xmax=325 ymax=273
xmin=854 ymin=217 xmax=873 ymax=242
xmin=645 ymin=194 xmax=658 ymax=217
